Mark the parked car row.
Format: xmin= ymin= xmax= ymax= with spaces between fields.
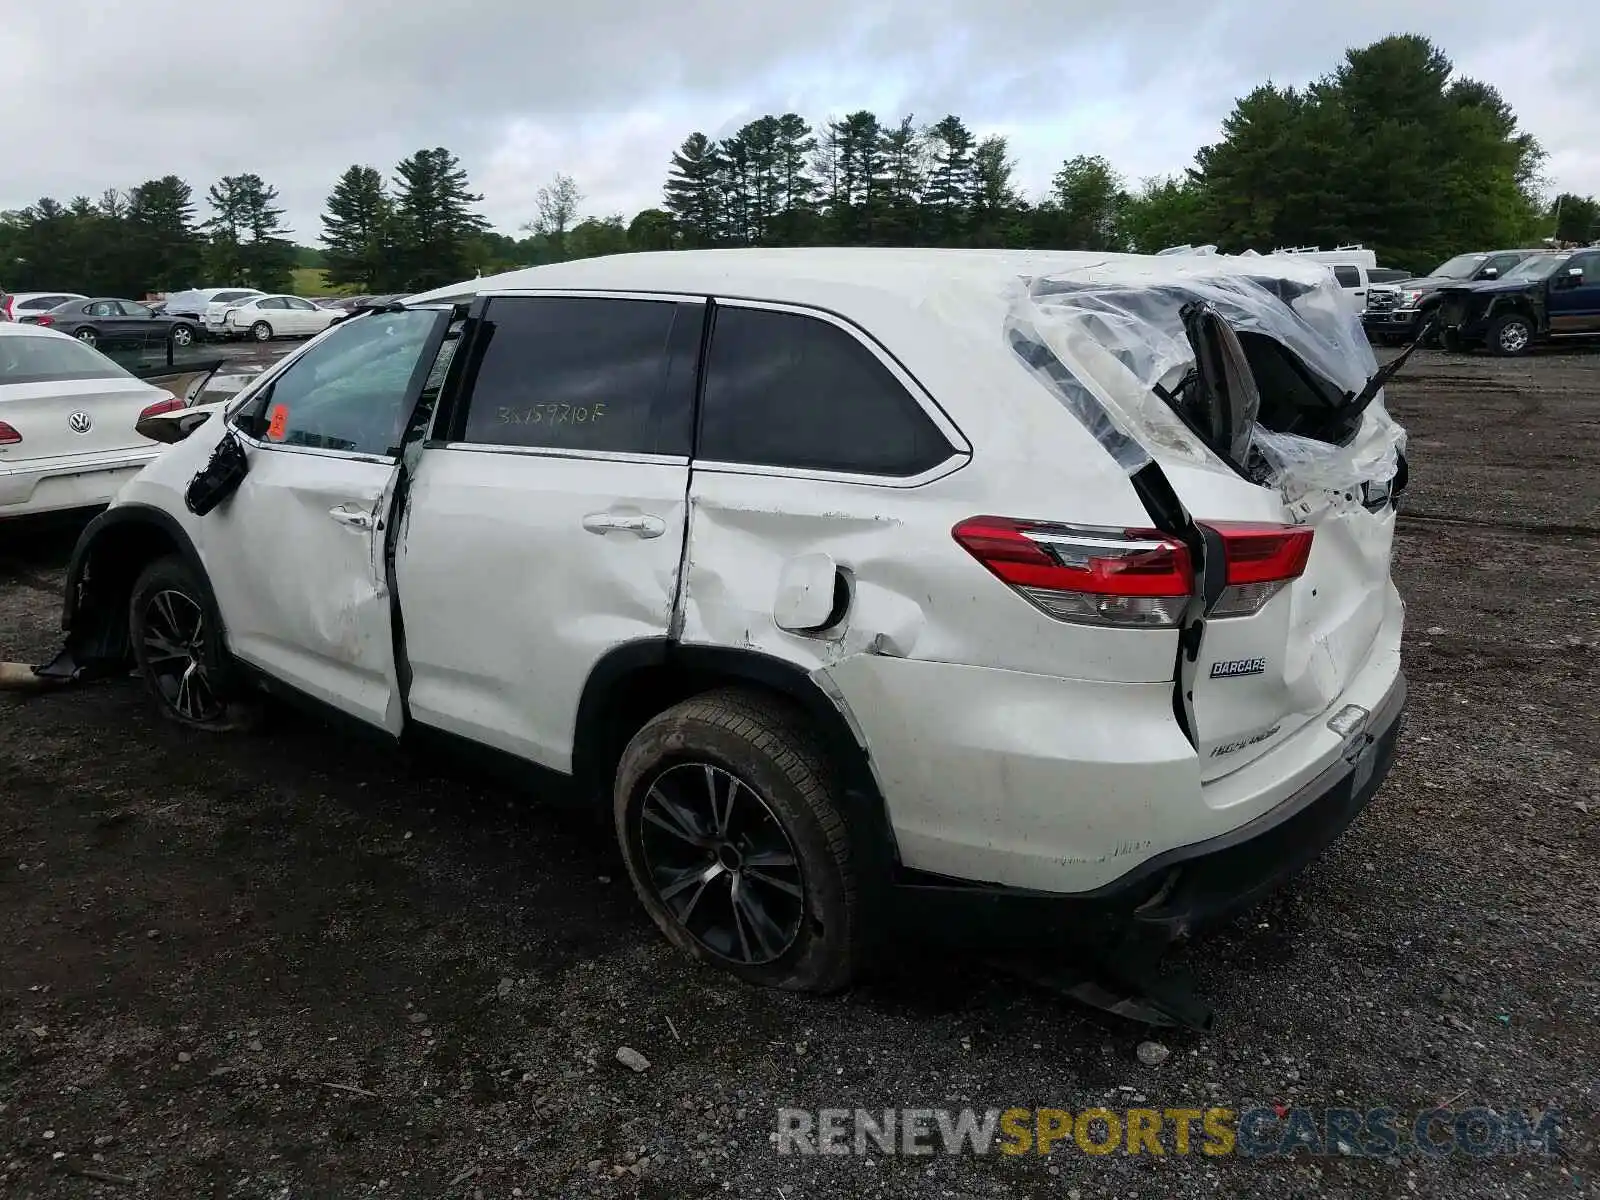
xmin=0 ymin=284 xmax=406 ymax=346
xmin=1363 ymin=246 xmax=1600 ymax=355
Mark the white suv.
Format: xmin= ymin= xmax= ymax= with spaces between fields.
xmin=45 ymin=249 xmax=1408 ymax=993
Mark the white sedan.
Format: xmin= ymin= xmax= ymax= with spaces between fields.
xmin=204 ymin=294 xmax=343 ymax=342
xmin=0 ymin=322 xmax=183 ymax=518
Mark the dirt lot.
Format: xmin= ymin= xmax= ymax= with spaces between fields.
xmin=1 ymin=346 xmax=1596 ymax=1199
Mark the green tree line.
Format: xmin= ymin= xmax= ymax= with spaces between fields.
xmin=2 ymin=36 xmax=1591 ymax=300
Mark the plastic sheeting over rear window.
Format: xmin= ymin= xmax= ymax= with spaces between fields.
xmin=1003 ymin=257 xmax=1406 ymax=504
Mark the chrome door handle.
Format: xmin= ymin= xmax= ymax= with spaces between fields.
xmin=582 ymin=512 xmax=666 ymax=539
xmin=329 ymin=505 xmax=376 ymax=530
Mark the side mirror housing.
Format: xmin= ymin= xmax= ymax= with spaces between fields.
xmin=1481 ymin=267 xmax=1499 ymax=279
xmin=136 ymin=402 xmax=222 ymax=444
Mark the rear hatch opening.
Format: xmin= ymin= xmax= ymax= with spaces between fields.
xmin=1002 ymin=260 xmax=1408 ymax=779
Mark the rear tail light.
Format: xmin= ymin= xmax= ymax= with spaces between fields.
xmin=0 ymin=421 xmax=21 ymax=445
xmin=32 ymin=314 xmax=55 ymax=327
xmin=953 ymin=516 xmax=1312 ymax=628
xmin=1205 ymin=521 xmax=1314 ymax=618
xmin=137 ymin=396 xmax=187 ymax=422
xmin=953 ymin=516 xmax=1194 ymax=628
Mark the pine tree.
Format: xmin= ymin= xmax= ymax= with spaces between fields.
xmin=391 ymin=148 xmax=488 ymax=291
xmin=771 ymin=113 xmax=820 ymax=245
xmin=969 ymin=136 xmax=1021 ymax=247
xmin=664 ymin=133 xmax=723 ymax=247
xmin=322 ymin=165 xmax=394 ymax=290
xmin=877 ymin=115 xmax=926 ymax=246
xmin=204 ymin=174 xmax=295 ymax=291
xmin=127 ymin=176 xmax=201 ymax=291
xmin=923 ymin=115 xmax=976 ymax=244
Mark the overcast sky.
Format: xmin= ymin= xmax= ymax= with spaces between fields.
xmin=2 ymin=1 xmax=1595 ymax=240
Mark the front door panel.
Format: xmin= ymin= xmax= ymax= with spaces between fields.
xmin=204 ymin=446 xmax=403 ymax=730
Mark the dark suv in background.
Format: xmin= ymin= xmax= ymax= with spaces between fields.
xmin=1436 ymin=248 xmax=1600 ymax=356
xmin=1363 ymin=249 xmax=1543 ymax=343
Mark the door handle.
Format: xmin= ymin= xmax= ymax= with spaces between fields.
xmin=582 ymin=512 xmax=666 ymax=539
xmin=329 ymin=505 xmax=376 ymax=530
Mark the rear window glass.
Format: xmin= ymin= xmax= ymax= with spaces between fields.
xmin=699 ymin=306 xmax=952 ymax=476
xmin=214 ymin=291 xmax=256 ymax=303
xmin=456 ymin=295 xmax=697 ymax=456
xmin=1332 ymin=265 xmax=1361 ymax=287
xmin=0 ymin=334 xmax=131 ymax=385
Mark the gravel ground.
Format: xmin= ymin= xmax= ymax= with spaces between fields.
xmin=0 ymin=346 xmax=1596 ymax=1199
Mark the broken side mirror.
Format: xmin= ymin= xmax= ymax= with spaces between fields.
xmin=184 ymin=429 xmax=249 ymax=516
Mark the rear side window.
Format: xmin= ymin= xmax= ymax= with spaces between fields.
xmin=699 ymin=306 xmax=952 ymax=476
xmin=456 ymin=296 xmax=698 ymax=456
xmin=1332 ymin=265 xmax=1361 ymax=288
xmin=0 ymin=334 xmax=130 ymax=384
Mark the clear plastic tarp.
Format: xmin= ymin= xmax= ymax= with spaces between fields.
xmin=1003 ymin=254 xmax=1407 ymax=504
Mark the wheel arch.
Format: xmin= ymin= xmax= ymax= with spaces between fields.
xmin=52 ymin=504 xmax=223 ymax=678
xmin=572 ymin=640 xmax=900 ymax=875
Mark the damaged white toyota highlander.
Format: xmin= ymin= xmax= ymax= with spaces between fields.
xmin=42 ymin=249 xmax=1408 ymax=995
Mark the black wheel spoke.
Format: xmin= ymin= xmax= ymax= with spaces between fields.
xmin=730 ymin=876 xmax=781 ymax=962
xmin=743 ymin=849 xmax=795 ymax=869
xmin=744 ymin=867 xmax=803 ymax=900
xmin=643 ymin=789 xmax=712 ymax=848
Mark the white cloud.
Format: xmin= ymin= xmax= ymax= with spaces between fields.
xmin=1 ymin=0 xmax=1594 ymax=236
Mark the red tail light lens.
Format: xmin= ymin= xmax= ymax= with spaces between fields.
xmin=953 ymin=516 xmax=1193 ymax=628
xmin=1203 ymin=521 xmax=1314 ymax=618
xmin=138 ymin=396 xmax=187 ymax=422
xmin=32 ymin=314 xmax=54 ymax=327
xmin=0 ymin=421 xmax=21 ymax=445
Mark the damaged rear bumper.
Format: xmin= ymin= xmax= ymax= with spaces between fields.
xmin=882 ymin=672 xmax=1405 ymax=948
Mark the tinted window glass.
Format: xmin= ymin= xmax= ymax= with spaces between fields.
xmin=700 ymin=306 xmax=952 ymax=476
xmin=20 ymin=296 xmax=66 ymax=311
xmin=237 ymin=309 xmax=442 ymax=456
xmin=1569 ymin=253 xmax=1600 ymax=278
xmin=458 ymin=296 xmax=695 ymax=455
xmin=1332 ymin=265 xmax=1361 ymax=288
xmin=0 ymin=333 xmax=130 ymax=384
xmin=85 ymin=301 xmax=118 ymax=317
xmin=117 ymin=301 xmax=152 ymax=317
xmin=215 ymin=291 xmax=256 ymax=303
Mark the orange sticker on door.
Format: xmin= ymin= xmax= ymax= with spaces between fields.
xmin=266 ymin=404 xmax=288 ymax=440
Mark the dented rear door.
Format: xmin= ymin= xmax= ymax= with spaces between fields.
xmin=394 ymin=292 xmax=701 ymax=772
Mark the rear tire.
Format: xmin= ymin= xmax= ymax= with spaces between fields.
xmin=614 ymin=689 xmax=863 ymax=993
xmin=250 ymin=321 xmax=273 ymax=342
xmin=128 ymin=556 xmax=257 ymax=733
xmin=1487 ymin=312 xmax=1533 ymax=357
xmin=170 ymin=323 xmax=196 ymax=348
xmin=75 ymin=327 xmax=98 ymax=346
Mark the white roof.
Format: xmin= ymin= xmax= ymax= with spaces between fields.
xmin=410 ymin=247 xmax=1341 ymax=311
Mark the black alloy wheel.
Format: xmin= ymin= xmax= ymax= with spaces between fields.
xmin=637 ymin=761 xmax=806 ymax=966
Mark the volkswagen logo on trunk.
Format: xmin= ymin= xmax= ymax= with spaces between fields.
xmin=68 ymin=411 xmax=94 ymax=434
